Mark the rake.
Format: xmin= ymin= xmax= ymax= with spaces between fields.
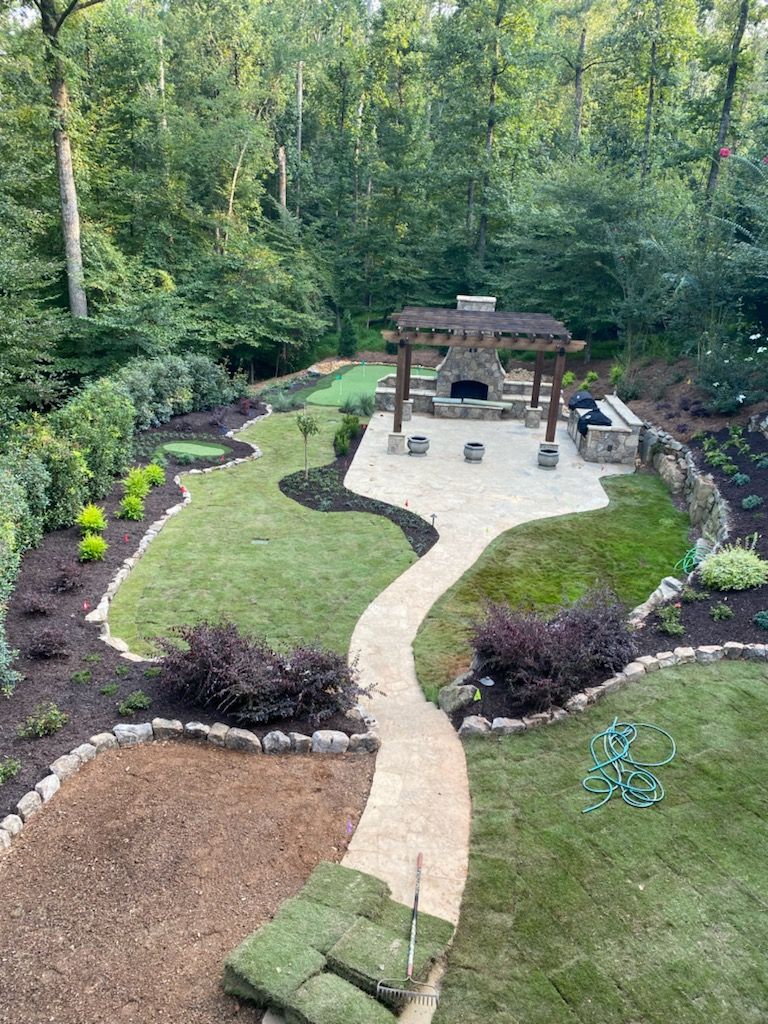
xmin=376 ymin=853 xmax=441 ymax=1008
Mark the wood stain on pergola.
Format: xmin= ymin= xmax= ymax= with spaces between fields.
xmin=382 ymin=306 xmax=586 ymax=443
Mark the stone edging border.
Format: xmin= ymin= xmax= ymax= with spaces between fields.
xmin=0 ymin=708 xmax=380 ymax=855
xmin=85 ymin=409 xmax=272 ymax=661
xmin=628 ymin=421 xmax=732 ymax=627
xmin=456 ymin=640 xmax=765 ymax=740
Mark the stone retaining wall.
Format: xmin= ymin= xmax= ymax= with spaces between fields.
xmin=453 ymin=640 xmax=764 ymax=740
xmin=87 ymin=409 xmax=271 ymax=661
xmin=0 ymin=709 xmax=380 ymax=855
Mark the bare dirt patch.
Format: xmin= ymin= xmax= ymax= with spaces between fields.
xmin=0 ymin=743 xmax=374 ymax=1024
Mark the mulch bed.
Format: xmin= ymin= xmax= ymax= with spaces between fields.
xmin=635 ymin=425 xmax=768 ymax=653
xmin=0 ymin=403 xmax=359 ymax=818
xmin=0 ymin=742 xmax=373 ymax=1024
xmin=278 ymin=429 xmax=439 ymax=557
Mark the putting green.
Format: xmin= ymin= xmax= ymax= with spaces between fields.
xmin=160 ymin=441 xmax=229 ymax=458
xmin=305 ymin=363 xmax=436 ymax=407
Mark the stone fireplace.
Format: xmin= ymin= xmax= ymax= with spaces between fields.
xmin=434 ymin=296 xmax=506 ymax=403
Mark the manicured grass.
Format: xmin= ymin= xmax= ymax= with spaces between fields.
xmin=108 ymin=410 xmax=416 ymax=655
xmin=414 ymin=473 xmax=690 ymax=701
xmin=305 ymin=363 xmax=436 ymax=407
xmin=436 ymin=661 xmax=768 ymax=1024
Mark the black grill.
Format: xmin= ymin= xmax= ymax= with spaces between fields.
xmin=568 ymin=390 xmax=597 ymax=411
xmin=577 ymin=408 xmax=612 ymax=436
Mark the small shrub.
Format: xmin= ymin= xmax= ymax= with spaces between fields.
xmin=172 ymin=452 xmax=197 ymax=465
xmin=578 ymin=370 xmax=599 ymax=390
xmin=156 ymin=621 xmax=369 ymax=726
xmin=741 ymin=494 xmax=764 ymax=510
xmin=657 ymin=604 xmax=685 ymax=636
xmin=100 ymin=682 xmax=119 ymax=696
xmin=75 ymin=503 xmax=107 ymax=535
xmin=18 ymin=701 xmax=69 ymax=738
xmin=709 ymin=602 xmax=733 ymax=621
xmin=118 ymin=689 xmax=152 ymax=716
xmin=732 ymin=473 xmax=751 ymax=487
xmin=117 ymin=494 xmax=145 ymax=521
xmin=334 ymin=414 xmax=360 ymax=457
xmin=699 ymin=539 xmax=768 ymax=591
xmin=470 ymin=589 xmax=635 ymax=711
xmin=122 ymin=467 xmax=150 ymax=499
xmin=28 ymin=627 xmax=69 ymax=659
xmin=115 ymin=664 xmax=130 ymax=677
xmin=754 ymin=456 xmax=768 ymax=470
xmin=51 ymin=562 xmax=82 ymax=592
xmin=143 ymin=463 xmax=166 ymax=487
xmin=269 ymin=391 xmax=304 ymax=413
xmin=143 ymin=666 xmax=162 ymax=678
xmin=752 ymin=610 xmax=768 ymax=630
xmin=0 ymin=756 xmax=21 ymax=784
xmin=20 ymin=594 xmax=51 ymax=616
xmin=79 ymin=532 xmax=108 ymax=562
xmin=680 ymin=586 xmax=710 ymax=603
xmin=70 ymin=669 xmax=92 ymax=684
xmin=83 ymin=652 xmax=102 ymax=664
xmin=561 ymin=370 xmax=576 ymax=388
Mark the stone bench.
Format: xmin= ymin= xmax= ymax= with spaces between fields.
xmin=432 ymin=397 xmax=504 ymax=420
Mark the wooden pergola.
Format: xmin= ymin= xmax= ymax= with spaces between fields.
xmin=382 ymin=306 xmax=586 ymax=443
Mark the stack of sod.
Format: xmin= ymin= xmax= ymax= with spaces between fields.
xmin=223 ymin=862 xmax=454 ymax=1024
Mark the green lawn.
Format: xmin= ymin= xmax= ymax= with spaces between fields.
xmin=108 ymin=410 xmax=417 ymax=655
xmin=437 ymin=660 xmax=768 ymax=1024
xmin=414 ymin=473 xmax=690 ymax=701
xmin=305 ymin=363 xmax=436 ymax=407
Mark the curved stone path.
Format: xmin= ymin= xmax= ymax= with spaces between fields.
xmin=340 ymin=412 xmax=634 ymax=926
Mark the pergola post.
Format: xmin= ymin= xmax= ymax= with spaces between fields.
xmin=404 ymin=343 xmax=413 ymax=400
xmin=393 ymin=339 xmax=408 ymax=434
xmin=545 ymin=347 xmax=567 ymax=443
xmin=530 ymin=350 xmax=545 ymax=408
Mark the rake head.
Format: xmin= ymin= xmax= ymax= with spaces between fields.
xmin=376 ymin=979 xmax=440 ymax=1007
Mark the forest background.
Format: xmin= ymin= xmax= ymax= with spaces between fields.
xmin=2 ymin=0 xmax=768 ymax=417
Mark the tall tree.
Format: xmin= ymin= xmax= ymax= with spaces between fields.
xmin=35 ymin=0 xmax=105 ymax=317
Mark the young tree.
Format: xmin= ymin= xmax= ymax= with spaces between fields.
xmin=296 ymin=412 xmax=320 ymax=481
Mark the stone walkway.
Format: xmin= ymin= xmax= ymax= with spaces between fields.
xmin=266 ymin=413 xmax=632 ymax=1024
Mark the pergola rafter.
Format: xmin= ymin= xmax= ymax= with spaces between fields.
xmin=383 ymin=306 xmax=585 ymax=443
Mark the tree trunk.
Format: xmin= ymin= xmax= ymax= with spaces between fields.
xmin=477 ymin=0 xmax=505 ymax=266
xmin=573 ymin=26 xmax=586 ymax=144
xmin=706 ymin=0 xmax=750 ymax=198
xmin=278 ymin=144 xmax=287 ymax=209
xmin=641 ymin=38 xmax=657 ymax=178
xmin=50 ymin=64 xmax=88 ymax=318
xmin=223 ymin=141 xmax=248 ymax=251
xmin=296 ymin=60 xmax=303 ymax=218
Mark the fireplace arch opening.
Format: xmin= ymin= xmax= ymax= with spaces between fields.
xmin=451 ymin=379 xmax=489 ymax=401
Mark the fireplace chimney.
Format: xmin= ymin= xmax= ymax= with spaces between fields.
xmin=456 ymin=295 xmax=497 ymax=312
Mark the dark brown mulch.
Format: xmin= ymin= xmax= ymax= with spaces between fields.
xmin=0 ymin=405 xmax=358 ymax=818
xmin=278 ymin=429 xmax=439 ymax=557
xmin=0 ymin=743 xmax=373 ymax=1024
xmin=635 ymin=425 xmax=768 ymax=653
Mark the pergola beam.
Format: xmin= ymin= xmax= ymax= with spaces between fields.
xmin=545 ymin=348 xmax=567 ymax=443
xmin=381 ymin=330 xmax=585 ymax=353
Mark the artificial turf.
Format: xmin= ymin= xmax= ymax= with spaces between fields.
xmin=413 ymin=472 xmax=690 ymax=701
xmin=305 ymin=363 xmax=436 ymax=407
xmin=158 ymin=440 xmax=229 ymax=457
xmin=434 ymin=661 xmax=768 ymax=1024
xmin=108 ymin=409 xmax=416 ymax=655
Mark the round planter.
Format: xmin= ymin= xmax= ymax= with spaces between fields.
xmin=407 ymin=434 xmax=430 ymax=456
xmin=538 ymin=443 xmax=560 ymax=469
xmin=464 ymin=442 xmax=486 ymax=463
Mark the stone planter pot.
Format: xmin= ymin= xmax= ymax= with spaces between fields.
xmin=464 ymin=442 xmax=486 ymax=463
xmin=538 ymin=442 xmax=559 ymax=469
xmin=407 ymin=434 xmax=430 ymax=456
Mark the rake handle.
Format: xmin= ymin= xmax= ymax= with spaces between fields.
xmin=407 ymin=852 xmax=423 ymax=981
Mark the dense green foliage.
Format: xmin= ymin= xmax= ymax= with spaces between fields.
xmin=2 ymin=0 xmax=768 ymax=408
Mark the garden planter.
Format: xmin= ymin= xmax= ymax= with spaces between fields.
xmin=407 ymin=435 xmax=430 ymax=456
xmin=464 ymin=442 xmax=486 ymax=463
xmin=538 ymin=442 xmax=559 ymax=469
